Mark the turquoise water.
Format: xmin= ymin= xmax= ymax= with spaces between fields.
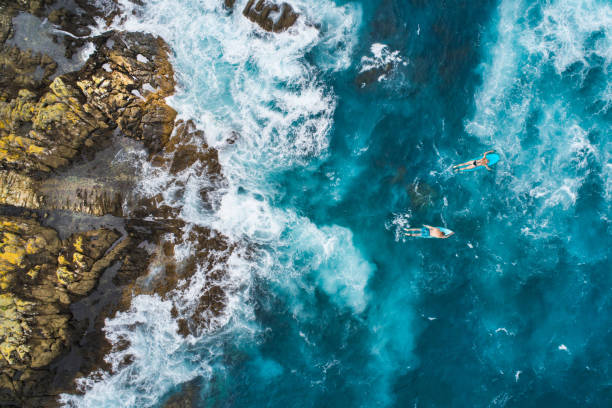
xmin=62 ymin=0 xmax=611 ymax=406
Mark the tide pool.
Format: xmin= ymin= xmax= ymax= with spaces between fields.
xmin=62 ymin=0 xmax=611 ymax=406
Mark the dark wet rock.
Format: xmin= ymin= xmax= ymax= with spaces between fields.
xmin=162 ymin=119 xmax=222 ymax=177
xmin=162 ymin=379 xmax=202 ymax=408
xmin=243 ymin=0 xmax=299 ymax=33
xmin=0 ymin=46 xmax=58 ymax=97
xmin=147 ymin=119 xmax=225 ymax=211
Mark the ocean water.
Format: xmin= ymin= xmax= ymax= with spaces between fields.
xmin=61 ymin=0 xmax=611 ymax=406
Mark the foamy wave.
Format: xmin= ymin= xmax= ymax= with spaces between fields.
xmin=466 ymin=0 xmax=611 ymax=225
xmin=111 ymin=0 xmax=359 ymax=173
xmin=519 ymin=0 xmax=612 ymax=76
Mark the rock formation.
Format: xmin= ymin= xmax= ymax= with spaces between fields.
xmin=0 ymin=1 xmax=234 ymax=406
xmin=77 ymin=31 xmax=177 ymax=153
xmin=0 ymin=215 xmax=120 ymax=406
xmin=242 ymin=0 xmax=299 ymax=32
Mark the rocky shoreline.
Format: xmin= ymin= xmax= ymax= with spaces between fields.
xmin=0 ymin=0 xmax=300 ymax=405
xmin=1 ymin=1 xmax=203 ymax=406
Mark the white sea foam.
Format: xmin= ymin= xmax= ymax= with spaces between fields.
xmin=386 ymin=212 xmax=413 ymax=242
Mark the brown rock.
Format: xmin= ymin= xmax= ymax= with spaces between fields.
xmin=243 ymin=0 xmax=299 ymax=32
xmin=0 ymin=215 xmax=124 ymax=406
xmin=0 ymin=76 xmax=111 ymax=175
xmin=77 ymin=31 xmax=177 ymax=153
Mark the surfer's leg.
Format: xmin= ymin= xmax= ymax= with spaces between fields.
xmin=453 ymin=161 xmax=472 ymax=168
xmin=404 ymin=228 xmax=422 ymax=237
xmin=455 ymin=164 xmax=476 ymax=172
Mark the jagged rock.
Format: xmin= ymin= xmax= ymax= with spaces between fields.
xmin=57 ymin=228 xmax=120 ymax=296
xmin=157 ymin=119 xmax=222 ymax=176
xmin=0 ymin=77 xmax=110 ymax=175
xmin=355 ymin=62 xmax=395 ymax=88
xmin=0 ymin=10 xmax=13 ymax=45
xmin=242 ymin=0 xmax=299 ymax=32
xmin=0 ymin=171 xmax=43 ymax=209
xmin=162 ymin=379 xmax=201 ymax=408
xmin=14 ymin=0 xmax=53 ymax=16
xmin=77 ymin=31 xmax=177 ymax=153
xmin=38 ymin=175 xmax=125 ymax=216
xmin=0 ymin=215 xmax=121 ymax=406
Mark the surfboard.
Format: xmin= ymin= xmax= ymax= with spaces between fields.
xmin=421 ymin=227 xmax=454 ymax=239
xmin=405 ymin=227 xmax=454 ymax=238
xmin=455 ymin=152 xmax=500 ymax=172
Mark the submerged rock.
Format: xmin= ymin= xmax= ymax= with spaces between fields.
xmin=407 ymin=181 xmax=438 ymax=211
xmin=0 ymin=46 xmax=58 ymax=97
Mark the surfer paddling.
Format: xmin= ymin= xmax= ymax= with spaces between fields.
xmin=453 ymin=150 xmax=497 ymax=172
xmin=404 ymin=225 xmax=454 ymax=239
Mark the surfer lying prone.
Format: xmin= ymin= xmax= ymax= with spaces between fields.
xmin=453 ymin=150 xmax=497 ymax=172
xmin=404 ymin=225 xmax=455 ymax=239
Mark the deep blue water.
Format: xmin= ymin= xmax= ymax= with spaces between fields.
xmin=62 ymin=0 xmax=611 ymax=406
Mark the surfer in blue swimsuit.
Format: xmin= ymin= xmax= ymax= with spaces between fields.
xmin=453 ymin=150 xmax=496 ymax=172
xmin=404 ymin=225 xmax=454 ymax=239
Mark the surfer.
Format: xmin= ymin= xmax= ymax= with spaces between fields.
xmin=453 ymin=150 xmax=496 ymax=172
xmin=404 ymin=225 xmax=454 ymax=239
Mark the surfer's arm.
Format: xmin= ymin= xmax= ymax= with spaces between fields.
xmin=484 ymin=150 xmax=495 ymax=156
xmin=484 ymin=164 xmax=492 ymax=171
xmin=422 ymin=224 xmax=433 ymax=229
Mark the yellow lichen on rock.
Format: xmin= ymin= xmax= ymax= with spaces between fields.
xmin=0 ymin=216 xmax=120 ymax=377
xmin=0 ymin=76 xmax=111 ymax=174
xmin=74 ymin=236 xmax=84 ymax=253
xmin=25 ymin=235 xmax=47 ymax=255
xmin=0 ymin=293 xmax=33 ymax=365
xmin=56 ymin=266 xmax=76 ymax=285
xmin=0 ymin=231 xmax=27 ymax=269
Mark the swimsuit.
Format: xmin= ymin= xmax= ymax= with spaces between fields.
xmin=472 ymin=160 xmax=478 ymax=166
xmin=421 ymin=227 xmax=430 ymax=237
